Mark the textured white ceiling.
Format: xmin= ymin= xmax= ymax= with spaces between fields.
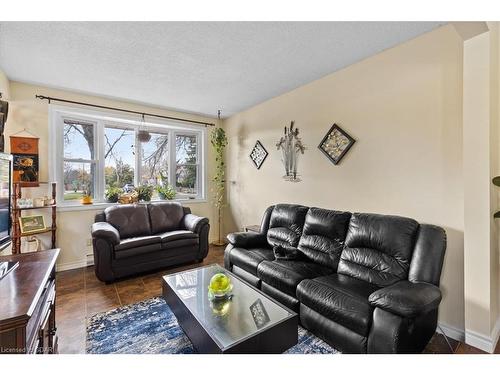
xmin=0 ymin=22 xmax=445 ymax=118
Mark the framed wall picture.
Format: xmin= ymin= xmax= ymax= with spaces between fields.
xmin=10 ymin=133 xmax=40 ymax=186
xmin=249 ymin=140 xmax=269 ymax=169
xmin=318 ymin=124 xmax=355 ymax=165
xmin=19 ymin=215 xmax=46 ymax=235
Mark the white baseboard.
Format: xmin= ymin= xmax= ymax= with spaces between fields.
xmin=56 ymin=259 xmax=88 ymax=272
xmin=492 ymin=316 xmax=500 ymax=352
xmin=437 ymin=321 xmax=465 ymax=342
xmin=465 ymin=317 xmax=500 ymax=353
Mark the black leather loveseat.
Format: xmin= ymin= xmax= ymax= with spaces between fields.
xmin=92 ymin=202 xmax=209 ymax=282
xmin=224 ymin=204 xmax=446 ymax=353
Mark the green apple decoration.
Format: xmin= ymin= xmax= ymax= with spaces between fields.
xmin=208 ymin=273 xmax=232 ymax=297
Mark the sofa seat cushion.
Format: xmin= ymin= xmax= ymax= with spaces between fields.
xmin=114 ymin=236 xmax=163 ymax=260
xmin=115 ymin=235 xmax=162 ymax=251
xmin=229 ymin=247 xmax=274 ymax=275
xmin=162 ymin=238 xmax=199 ymax=250
xmin=297 ymin=273 xmax=379 ymax=336
xmin=257 ymin=260 xmax=333 ymax=297
xmin=159 ymin=230 xmax=198 ymax=242
xmin=159 ymin=230 xmax=199 ymax=250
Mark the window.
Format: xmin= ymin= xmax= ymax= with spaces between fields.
xmin=51 ymin=106 xmax=206 ymax=206
xmin=175 ymin=134 xmax=199 ymax=197
xmin=62 ymin=120 xmax=96 ymax=201
xmin=104 ymin=126 xmax=135 ymax=190
xmin=140 ymin=131 xmax=169 ymax=199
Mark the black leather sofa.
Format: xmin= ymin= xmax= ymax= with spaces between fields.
xmin=224 ymin=204 xmax=446 ymax=353
xmin=92 ymin=202 xmax=209 ymax=282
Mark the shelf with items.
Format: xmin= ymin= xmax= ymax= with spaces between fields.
xmin=18 ymin=227 xmax=53 ymax=237
xmin=12 ymin=204 xmax=57 ymax=211
xmin=11 ymin=182 xmax=57 ymax=254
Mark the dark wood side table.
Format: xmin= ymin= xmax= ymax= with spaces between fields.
xmin=244 ymin=225 xmax=260 ymax=233
xmin=0 ymin=249 xmax=60 ymax=354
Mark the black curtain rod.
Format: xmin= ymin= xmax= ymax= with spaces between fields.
xmin=35 ymin=95 xmax=216 ymax=127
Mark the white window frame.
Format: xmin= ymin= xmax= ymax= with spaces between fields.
xmin=173 ymin=130 xmax=202 ymax=198
xmin=49 ymin=104 xmax=207 ymax=210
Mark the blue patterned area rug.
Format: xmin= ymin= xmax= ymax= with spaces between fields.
xmin=86 ymin=297 xmax=339 ymax=354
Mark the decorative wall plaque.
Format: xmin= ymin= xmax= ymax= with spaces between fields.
xmin=249 ymin=140 xmax=268 ymax=170
xmin=10 ymin=133 xmax=40 ymax=186
xmin=318 ymin=124 xmax=355 ymax=165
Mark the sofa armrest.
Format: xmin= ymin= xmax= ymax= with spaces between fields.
xmin=91 ymin=222 xmax=120 ymax=245
xmin=368 ymin=281 xmax=442 ymax=318
xmin=183 ymin=213 xmax=209 ymax=233
xmin=226 ymin=232 xmax=268 ymax=248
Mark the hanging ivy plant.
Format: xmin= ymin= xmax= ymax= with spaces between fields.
xmin=211 ymin=126 xmax=228 ymax=245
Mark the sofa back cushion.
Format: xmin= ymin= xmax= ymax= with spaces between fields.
xmin=298 ymin=207 xmax=351 ymax=269
xmin=267 ymin=204 xmax=308 ymax=249
xmin=105 ymin=204 xmax=151 ymax=239
xmin=338 ymin=213 xmax=419 ymax=287
xmin=148 ymin=202 xmax=185 ymax=234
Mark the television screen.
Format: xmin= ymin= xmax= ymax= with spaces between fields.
xmin=0 ymin=153 xmax=12 ymax=250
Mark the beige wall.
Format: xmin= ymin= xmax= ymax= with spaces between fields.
xmin=462 ymin=23 xmax=500 ymax=352
xmin=223 ymin=25 xmax=465 ymax=332
xmin=3 ymin=82 xmax=220 ymax=269
xmin=2 ymin=22 xmax=500 ymax=348
xmin=463 ymin=31 xmax=493 ymax=339
xmin=489 ymin=22 xmax=500 ymax=344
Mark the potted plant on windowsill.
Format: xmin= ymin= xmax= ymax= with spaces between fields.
xmin=135 ymin=184 xmax=154 ymax=202
xmin=156 ymin=184 xmax=176 ymax=200
xmin=105 ymin=187 xmax=123 ymax=203
xmin=81 ymin=190 xmax=93 ymax=205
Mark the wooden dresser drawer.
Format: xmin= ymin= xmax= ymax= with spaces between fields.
xmin=0 ymin=249 xmax=60 ymax=355
xmin=26 ymin=279 xmax=55 ymax=351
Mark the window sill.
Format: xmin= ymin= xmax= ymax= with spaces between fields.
xmin=57 ymin=198 xmax=208 ymax=212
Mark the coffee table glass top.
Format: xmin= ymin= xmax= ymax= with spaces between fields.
xmin=163 ymin=264 xmax=295 ymax=350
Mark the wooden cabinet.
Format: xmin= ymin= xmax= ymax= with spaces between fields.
xmin=0 ymin=249 xmax=59 ymax=354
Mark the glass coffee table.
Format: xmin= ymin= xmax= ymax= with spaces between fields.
xmin=162 ymin=264 xmax=298 ymax=353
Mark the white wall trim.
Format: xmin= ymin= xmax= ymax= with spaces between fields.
xmin=56 ymin=259 xmax=88 ymax=272
xmin=492 ymin=316 xmax=500 ymax=353
xmin=437 ymin=321 xmax=465 ymax=342
xmin=465 ymin=318 xmax=500 ymax=353
xmin=465 ymin=330 xmax=494 ymax=353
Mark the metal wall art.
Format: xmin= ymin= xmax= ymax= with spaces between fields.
xmin=318 ymin=124 xmax=355 ymax=165
xmin=249 ymin=140 xmax=268 ymax=169
xmin=276 ymin=121 xmax=305 ymax=182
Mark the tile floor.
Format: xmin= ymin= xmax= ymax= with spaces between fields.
xmin=55 ymin=245 xmax=498 ymax=354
